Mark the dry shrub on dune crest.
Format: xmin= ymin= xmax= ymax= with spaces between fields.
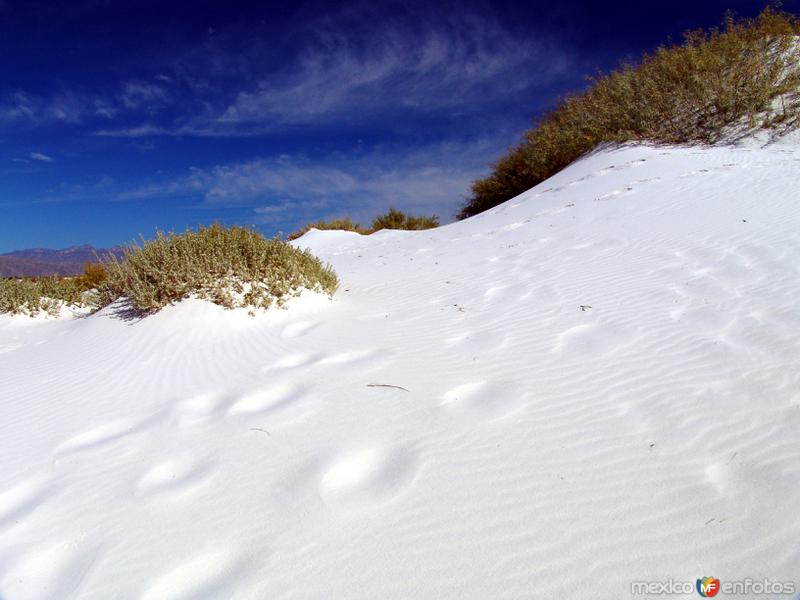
xmin=287 ymin=208 xmax=439 ymax=240
xmin=1 ymin=226 xmax=337 ymax=316
xmin=0 ymin=262 xmax=109 ymax=316
xmin=370 ymin=208 xmax=439 ymax=232
xmin=0 ymin=276 xmax=91 ymax=316
xmin=99 ymin=224 xmax=338 ymax=314
xmin=286 ymin=217 xmax=371 ymax=241
xmin=1 ymin=226 xmax=338 ymax=316
xmin=459 ymin=7 xmax=800 ymax=219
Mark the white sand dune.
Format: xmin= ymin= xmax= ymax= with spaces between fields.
xmin=1 ymin=143 xmax=799 ymax=599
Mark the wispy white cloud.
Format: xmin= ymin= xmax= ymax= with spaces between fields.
xmin=115 ymin=135 xmax=508 ymax=223
xmin=215 ymin=16 xmax=567 ymax=129
xmin=8 ymin=152 xmax=54 ymax=164
xmin=3 ymin=7 xmax=575 ymax=139
xmin=0 ymin=91 xmax=84 ymax=125
xmin=0 ymin=79 xmax=170 ymax=128
xmin=2 ymin=4 xmax=578 ymax=140
xmin=94 ymin=11 xmax=573 ymax=137
xmin=95 ymin=124 xmax=170 ymax=137
xmin=118 ymin=81 xmax=169 ymax=111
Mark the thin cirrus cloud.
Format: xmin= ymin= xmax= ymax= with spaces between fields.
xmin=215 ymin=21 xmax=565 ymax=126
xmin=0 ymin=90 xmax=100 ymax=126
xmin=0 ymin=80 xmax=170 ymax=127
xmin=115 ymin=136 xmax=506 ymax=223
xmin=1 ymin=5 xmax=574 ymax=238
xmin=4 ymin=13 xmax=571 ymax=138
xmin=96 ymin=14 xmax=573 ymax=137
xmin=8 ymin=151 xmax=54 ymax=164
xmin=118 ymin=81 xmax=169 ymax=112
xmin=0 ymin=91 xmax=90 ymax=125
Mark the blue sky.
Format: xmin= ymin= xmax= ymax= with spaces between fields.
xmin=1 ymin=0 xmax=795 ymax=251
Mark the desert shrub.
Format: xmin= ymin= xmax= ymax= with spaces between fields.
xmin=287 ymin=209 xmax=440 ymax=239
xmin=286 ymin=217 xmax=370 ymax=241
xmin=458 ymin=7 xmax=800 ymax=219
xmin=100 ymin=223 xmax=338 ymax=314
xmin=370 ymin=208 xmax=439 ymax=231
xmin=0 ymin=276 xmax=96 ymax=316
xmin=77 ymin=262 xmax=108 ymax=289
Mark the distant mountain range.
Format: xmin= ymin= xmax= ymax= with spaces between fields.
xmin=0 ymin=245 xmax=124 ymax=277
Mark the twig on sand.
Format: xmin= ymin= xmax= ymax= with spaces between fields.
xmin=366 ymin=383 xmax=410 ymax=392
xmin=250 ymin=427 xmax=271 ymax=436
